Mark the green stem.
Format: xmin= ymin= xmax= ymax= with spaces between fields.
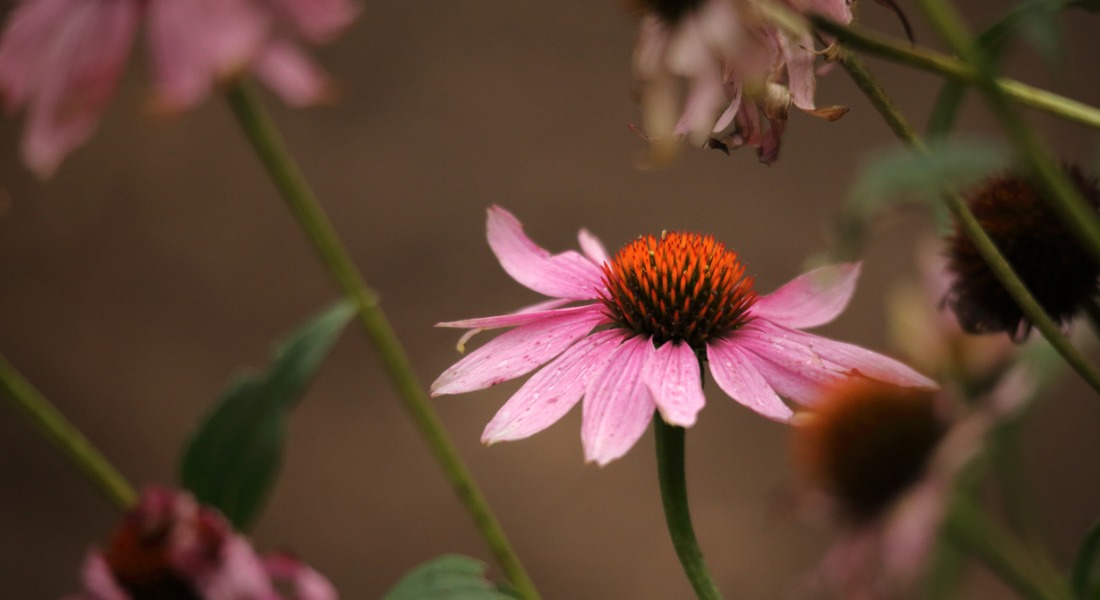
xmin=837 ymin=52 xmax=1100 ymax=397
xmin=943 ymin=497 xmax=1072 ymax=600
xmin=809 ymin=16 xmax=1100 ymax=130
xmin=654 ymin=417 xmax=723 ymax=600
xmin=912 ymin=0 xmax=1100 ymax=268
xmin=0 ymin=354 xmax=136 ymax=510
xmin=224 ymin=84 xmax=540 ymax=600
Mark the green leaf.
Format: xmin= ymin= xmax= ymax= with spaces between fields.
xmin=383 ymin=555 xmax=518 ymax=600
xmin=1072 ymin=520 xmax=1100 ymax=599
xmin=180 ymin=300 xmax=355 ymax=531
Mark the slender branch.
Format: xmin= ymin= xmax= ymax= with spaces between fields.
xmin=809 ymin=16 xmax=1100 ymax=131
xmin=654 ymin=418 xmax=723 ymax=600
xmin=223 ymin=83 xmax=540 ymax=600
xmin=837 ymin=51 xmax=1100 ymax=397
xmin=0 ymin=354 xmax=136 ymax=510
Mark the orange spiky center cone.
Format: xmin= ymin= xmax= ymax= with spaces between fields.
xmin=599 ymin=232 xmax=757 ymax=351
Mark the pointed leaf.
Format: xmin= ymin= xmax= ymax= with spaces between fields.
xmin=180 ymin=300 xmax=355 ymax=530
xmin=383 ymin=555 xmax=518 ymax=600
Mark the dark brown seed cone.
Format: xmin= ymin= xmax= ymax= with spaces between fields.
xmin=628 ymin=0 xmax=705 ymax=23
xmin=945 ymin=166 xmax=1100 ymax=339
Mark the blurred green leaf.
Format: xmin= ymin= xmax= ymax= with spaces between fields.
xmin=1072 ymin=520 xmax=1100 ymax=599
xmin=383 ymin=555 xmax=519 ymax=600
xmin=180 ymin=300 xmax=355 ymax=531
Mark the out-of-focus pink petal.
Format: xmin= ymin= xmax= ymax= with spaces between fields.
xmin=780 ymin=33 xmax=817 ymax=111
xmin=712 ymin=84 xmax=742 ymax=134
xmin=146 ymin=0 xmax=269 ymax=112
xmin=757 ymin=115 xmax=784 ymax=164
xmin=437 ymin=303 xmax=600 ymax=330
xmin=642 ymin=341 xmax=706 ymax=427
xmin=582 ymin=336 xmax=657 ymax=466
xmin=264 ymin=552 xmax=338 ymax=600
xmin=431 ymin=307 xmax=604 ymax=396
xmin=486 ymin=206 xmax=606 ymax=300
xmin=73 ymin=552 xmax=129 ymax=600
xmin=483 ymin=329 xmax=626 ymax=443
xmin=267 ymin=0 xmax=360 ymax=44
xmin=0 ymin=0 xmax=139 ymax=177
xmin=195 ymin=536 xmax=278 ymax=600
xmin=578 ymin=228 xmax=610 ymax=266
xmin=254 ymin=40 xmax=334 ymax=107
xmin=751 ymin=263 xmax=861 ymax=329
xmin=706 ymin=338 xmax=793 ymax=421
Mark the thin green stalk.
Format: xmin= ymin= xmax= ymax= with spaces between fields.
xmin=654 ymin=418 xmax=723 ymax=600
xmin=0 ymin=354 xmax=136 ymax=510
xmin=943 ymin=497 xmax=1072 ymax=600
xmin=838 ymin=51 xmax=1100 ymax=397
xmin=912 ymin=0 xmax=1100 ymax=268
xmin=809 ymin=16 xmax=1100 ymax=131
xmin=224 ymin=84 xmax=540 ymax=600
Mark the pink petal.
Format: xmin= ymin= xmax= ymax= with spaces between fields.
xmin=642 ymin=341 xmax=706 ymax=427
xmin=267 ymin=0 xmax=360 ymax=44
xmin=780 ymin=32 xmax=817 ymax=111
xmin=482 ymin=329 xmax=626 ymax=443
xmin=582 ymin=335 xmax=657 ymax=466
xmin=578 ymin=228 xmax=610 ymax=265
xmin=146 ymin=0 xmax=269 ymax=112
xmin=195 ymin=536 xmax=278 ymax=600
xmin=487 ymin=206 xmax=606 ymax=300
xmin=0 ymin=0 xmax=139 ymax=177
xmin=751 ymin=262 xmax=861 ymax=329
xmin=253 ymin=39 xmax=334 ymax=107
xmin=431 ymin=308 xmax=604 ymax=396
xmin=705 ymin=338 xmax=793 ymax=421
xmin=264 ymin=552 xmax=338 ymax=600
xmin=74 ymin=551 xmax=129 ymax=600
xmin=437 ymin=303 xmax=600 ymax=330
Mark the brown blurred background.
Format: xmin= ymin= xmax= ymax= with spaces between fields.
xmin=2 ymin=2 xmax=1100 ymax=598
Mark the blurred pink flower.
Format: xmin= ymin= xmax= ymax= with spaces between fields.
xmin=631 ymin=0 xmax=850 ymax=165
xmin=0 ymin=0 xmax=359 ymax=177
xmin=432 ymin=206 xmax=935 ymax=465
xmin=64 ymin=486 xmax=336 ymax=600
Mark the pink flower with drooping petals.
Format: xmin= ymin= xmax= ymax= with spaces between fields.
xmin=0 ymin=0 xmax=359 ymax=177
xmin=432 ymin=206 xmax=936 ymax=465
xmin=64 ymin=486 xmax=337 ymax=600
xmin=630 ymin=0 xmax=850 ymax=165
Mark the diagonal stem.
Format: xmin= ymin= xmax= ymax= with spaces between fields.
xmin=0 ymin=354 xmax=136 ymax=510
xmin=224 ymin=83 xmax=540 ymax=600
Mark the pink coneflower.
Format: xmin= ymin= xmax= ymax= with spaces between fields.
xmin=0 ymin=0 xmax=359 ymax=177
xmin=630 ymin=0 xmax=851 ymax=165
xmin=432 ymin=206 xmax=936 ymax=465
xmin=64 ymin=486 xmax=336 ymax=600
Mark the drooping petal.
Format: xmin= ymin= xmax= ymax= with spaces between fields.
xmin=267 ymin=0 xmax=361 ymax=44
xmin=195 ymin=536 xmax=279 ymax=600
xmin=73 ymin=552 xmax=129 ymax=600
xmin=582 ymin=336 xmax=657 ymax=466
xmin=437 ymin=303 xmax=601 ymax=330
xmin=253 ymin=39 xmax=334 ymax=107
xmin=146 ymin=0 xmax=269 ymax=112
xmin=0 ymin=0 xmax=139 ymax=177
xmin=486 ymin=206 xmax=606 ymax=300
xmin=263 ymin=552 xmax=338 ymax=600
xmin=431 ymin=307 xmax=604 ymax=396
xmin=751 ymin=262 xmax=861 ymax=329
xmin=642 ymin=341 xmax=706 ymax=427
xmin=706 ymin=337 xmax=793 ymax=421
xmin=578 ymin=228 xmax=610 ymax=266
xmin=483 ymin=329 xmax=626 ymax=443
xmin=780 ymin=32 xmax=817 ymax=111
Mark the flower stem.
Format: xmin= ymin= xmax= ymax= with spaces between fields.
xmin=943 ymin=496 xmax=1072 ymax=600
xmin=912 ymin=0 xmax=1100 ymax=268
xmin=223 ymin=83 xmax=540 ymax=600
xmin=0 ymin=354 xmax=136 ymax=510
xmin=654 ymin=417 xmax=723 ymax=600
xmin=809 ymin=16 xmax=1100 ymax=131
xmin=837 ymin=51 xmax=1100 ymax=397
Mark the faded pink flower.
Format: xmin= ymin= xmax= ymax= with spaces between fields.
xmin=432 ymin=206 xmax=936 ymax=465
xmin=630 ymin=0 xmax=850 ymax=165
xmin=64 ymin=486 xmax=337 ymax=600
xmin=0 ymin=0 xmax=359 ymax=177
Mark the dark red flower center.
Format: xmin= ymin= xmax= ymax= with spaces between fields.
xmin=599 ymin=231 xmax=757 ymax=350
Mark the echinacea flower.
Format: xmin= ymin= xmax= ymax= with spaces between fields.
xmin=630 ymin=0 xmax=850 ymax=165
xmin=64 ymin=486 xmax=336 ymax=600
xmin=0 ymin=0 xmax=359 ymax=177
xmin=945 ymin=166 xmax=1100 ymax=340
xmin=432 ymin=206 xmax=936 ymax=465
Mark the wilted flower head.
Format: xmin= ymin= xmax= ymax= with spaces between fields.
xmin=945 ymin=166 xmax=1100 ymax=340
xmin=630 ymin=0 xmax=850 ymax=165
xmin=432 ymin=206 xmax=935 ymax=466
xmin=64 ymin=486 xmax=336 ymax=600
xmin=0 ymin=0 xmax=360 ymax=177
